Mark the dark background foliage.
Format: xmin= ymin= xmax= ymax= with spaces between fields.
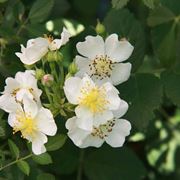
xmin=0 ymin=0 xmax=180 ymax=179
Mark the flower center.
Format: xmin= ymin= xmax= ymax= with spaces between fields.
xmin=89 ymin=55 xmax=114 ymax=79
xmin=91 ymin=119 xmax=115 ymax=139
xmin=79 ymin=85 xmax=109 ymax=113
xmin=44 ymin=34 xmax=54 ymax=43
xmin=13 ymin=111 xmax=37 ymax=139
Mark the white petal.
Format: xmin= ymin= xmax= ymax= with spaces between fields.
xmin=23 ymin=96 xmax=38 ymax=118
xmin=16 ymin=89 xmax=33 ymax=102
xmin=64 ymin=77 xmax=82 ymax=104
xmin=76 ymin=35 xmax=105 ymax=59
xmin=75 ymin=55 xmax=91 ymax=78
xmin=60 ymin=27 xmax=71 ymax=46
xmin=105 ymin=34 xmax=134 ymax=62
xmin=93 ymin=110 xmax=113 ymax=127
xmin=32 ymin=132 xmax=47 ymax=155
xmin=36 ymin=107 xmax=57 ymax=136
xmin=102 ymin=82 xmax=120 ymax=110
xmin=68 ymin=128 xmax=90 ymax=147
xmin=105 ymin=119 xmax=131 ymax=147
xmin=0 ymin=94 xmax=20 ymax=113
xmin=65 ymin=116 xmax=77 ymax=130
xmin=111 ymin=63 xmax=132 ymax=85
xmin=113 ymin=99 xmax=129 ymax=119
xmin=4 ymin=77 xmax=20 ymax=93
xmin=26 ymin=39 xmax=35 ymax=48
xmin=75 ymin=106 xmax=93 ymax=131
xmin=79 ymin=135 xmax=104 ymax=148
xmin=49 ymin=39 xmax=62 ymax=51
xmin=8 ymin=113 xmax=17 ymax=127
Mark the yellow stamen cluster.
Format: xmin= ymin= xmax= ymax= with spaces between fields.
xmin=79 ymin=82 xmax=109 ymax=113
xmin=13 ymin=111 xmax=37 ymax=139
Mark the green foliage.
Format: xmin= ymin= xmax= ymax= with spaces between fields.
xmin=8 ymin=139 xmax=20 ymax=159
xmin=37 ymin=173 xmax=55 ymax=180
xmin=84 ymin=146 xmax=147 ymax=180
xmin=112 ymin=0 xmax=129 ymax=9
xmin=17 ymin=160 xmax=30 ymax=175
xmin=32 ymin=152 xmax=53 ymax=165
xmin=29 ymin=0 xmax=54 ymax=23
xmin=119 ymin=74 xmax=162 ymax=130
xmin=46 ymin=134 xmax=67 ymax=151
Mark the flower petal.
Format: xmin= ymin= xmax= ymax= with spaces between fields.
xmin=93 ymin=110 xmax=113 ymax=127
xmin=36 ymin=107 xmax=57 ymax=136
xmin=105 ymin=119 xmax=131 ymax=147
xmin=75 ymin=55 xmax=91 ymax=77
xmin=105 ymin=34 xmax=134 ymax=62
xmin=32 ymin=132 xmax=47 ymax=155
xmin=111 ymin=63 xmax=132 ymax=85
xmin=64 ymin=77 xmax=82 ymax=104
xmin=76 ymin=35 xmax=105 ymax=59
xmin=113 ymin=99 xmax=129 ymax=119
xmin=75 ymin=106 xmax=93 ymax=131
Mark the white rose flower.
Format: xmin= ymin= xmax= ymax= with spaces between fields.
xmin=8 ymin=97 xmax=57 ymax=155
xmin=0 ymin=70 xmax=42 ymax=113
xmin=66 ymin=100 xmax=131 ymax=148
xmin=75 ymin=34 xmax=134 ymax=85
xmin=64 ymin=75 xmax=121 ymax=131
xmin=16 ymin=27 xmax=71 ymax=65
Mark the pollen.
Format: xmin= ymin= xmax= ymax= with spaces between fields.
xmin=13 ymin=111 xmax=37 ymax=139
xmin=44 ymin=34 xmax=54 ymax=43
xmin=89 ymin=55 xmax=114 ymax=80
xmin=79 ymin=85 xmax=109 ymax=113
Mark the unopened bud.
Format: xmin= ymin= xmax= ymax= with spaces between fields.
xmin=68 ymin=62 xmax=78 ymax=75
xmin=35 ymin=69 xmax=45 ymax=80
xmin=95 ymin=20 xmax=106 ymax=35
xmin=41 ymin=74 xmax=54 ymax=87
xmin=45 ymin=51 xmax=63 ymax=62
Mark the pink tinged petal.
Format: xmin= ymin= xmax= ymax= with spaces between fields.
xmin=32 ymin=132 xmax=47 ymax=155
xmin=75 ymin=106 xmax=93 ymax=131
xmin=76 ymin=35 xmax=105 ymax=59
xmin=64 ymin=77 xmax=82 ymax=104
xmin=105 ymin=34 xmax=134 ymax=62
xmin=36 ymin=107 xmax=57 ymax=136
xmin=105 ymin=119 xmax=131 ymax=147
xmin=113 ymin=99 xmax=129 ymax=119
xmin=79 ymin=135 xmax=104 ymax=148
xmin=75 ymin=55 xmax=91 ymax=78
xmin=23 ymin=97 xmax=38 ymax=118
xmin=111 ymin=63 xmax=132 ymax=85
xmin=93 ymin=110 xmax=114 ymax=127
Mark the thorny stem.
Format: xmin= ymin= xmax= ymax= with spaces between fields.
xmin=0 ymin=154 xmax=32 ymax=171
xmin=77 ymin=149 xmax=85 ymax=180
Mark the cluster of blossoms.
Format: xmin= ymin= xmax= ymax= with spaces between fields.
xmin=64 ymin=34 xmax=134 ymax=147
xmin=0 ymin=27 xmax=134 ymax=155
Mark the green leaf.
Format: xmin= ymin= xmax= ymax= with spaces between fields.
xmin=104 ymin=9 xmax=145 ymax=72
xmin=84 ymin=146 xmax=147 ymax=180
xmin=118 ymin=73 xmax=162 ymax=131
xmin=17 ymin=160 xmax=30 ymax=175
xmin=0 ymin=0 xmax=8 ymax=3
xmin=28 ymin=0 xmax=54 ymax=23
xmin=46 ymin=134 xmax=67 ymax=151
xmin=142 ymin=0 xmax=155 ymax=9
xmin=151 ymin=22 xmax=178 ymax=68
xmin=8 ymin=139 xmax=20 ymax=159
xmin=32 ymin=152 xmax=52 ymax=165
xmin=161 ymin=71 xmax=180 ymax=107
xmin=112 ymin=0 xmax=129 ymax=9
xmin=0 ymin=126 xmax=5 ymax=137
xmin=147 ymin=6 xmax=175 ymax=27
xmin=37 ymin=173 xmax=55 ymax=180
